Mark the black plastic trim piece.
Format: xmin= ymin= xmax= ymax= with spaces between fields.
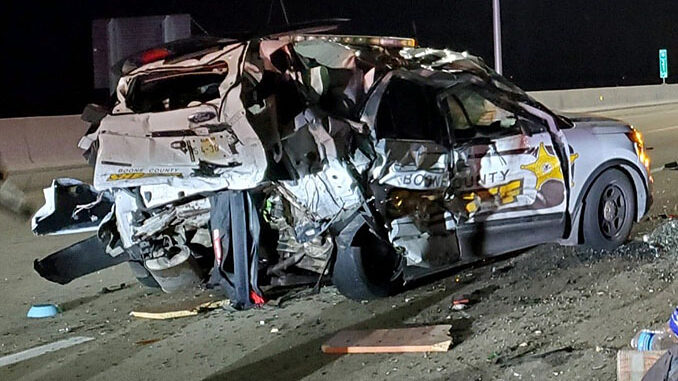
xmin=457 ymin=213 xmax=565 ymax=258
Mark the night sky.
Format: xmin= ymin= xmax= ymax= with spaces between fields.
xmin=2 ymin=0 xmax=678 ymax=118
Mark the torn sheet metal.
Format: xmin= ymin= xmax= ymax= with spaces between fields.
xmin=32 ymin=179 xmax=113 ymax=236
xmin=372 ymin=140 xmax=450 ymax=190
xmin=279 ymin=159 xmax=363 ymax=221
xmin=293 ymin=40 xmax=357 ymax=69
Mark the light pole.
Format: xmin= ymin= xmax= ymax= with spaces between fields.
xmin=492 ymin=0 xmax=503 ymax=74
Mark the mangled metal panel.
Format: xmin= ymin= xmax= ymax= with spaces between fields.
xmin=371 ymin=140 xmax=450 ymax=190
xmin=91 ymin=43 xmax=267 ymax=193
xmin=32 ymin=179 xmax=113 ymax=235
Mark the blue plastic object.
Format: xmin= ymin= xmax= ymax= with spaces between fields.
xmin=670 ymin=307 xmax=678 ymax=337
xmin=636 ymin=331 xmax=656 ymax=351
xmin=27 ymin=304 xmax=59 ymax=318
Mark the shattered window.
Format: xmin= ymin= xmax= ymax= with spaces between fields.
xmin=442 ymin=86 xmax=523 ymax=142
xmin=375 ymin=77 xmax=449 ymax=144
xmin=125 ymin=72 xmax=226 ymax=113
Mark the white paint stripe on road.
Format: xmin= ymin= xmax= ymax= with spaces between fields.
xmin=0 ymin=336 xmax=94 ymax=368
xmin=644 ymin=125 xmax=678 ymax=134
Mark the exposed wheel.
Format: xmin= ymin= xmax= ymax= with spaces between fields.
xmin=127 ymin=260 xmax=161 ymax=288
xmin=332 ymin=222 xmax=403 ymax=300
xmin=582 ymin=168 xmax=635 ymax=250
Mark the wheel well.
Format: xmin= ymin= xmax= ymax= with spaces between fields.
xmin=576 ymin=164 xmax=638 ymax=243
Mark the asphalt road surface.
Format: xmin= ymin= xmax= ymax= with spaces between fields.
xmin=0 ymin=103 xmax=677 ymax=381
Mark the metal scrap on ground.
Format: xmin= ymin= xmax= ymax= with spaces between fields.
xmin=321 ymin=325 xmax=452 ymax=354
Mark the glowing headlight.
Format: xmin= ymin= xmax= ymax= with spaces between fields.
xmin=626 ymin=127 xmax=651 ymax=172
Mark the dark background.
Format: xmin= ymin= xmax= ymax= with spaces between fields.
xmin=2 ymin=0 xmax=677 ymax=118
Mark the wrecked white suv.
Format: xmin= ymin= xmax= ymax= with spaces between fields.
xmin=32 ymin=33 xmax=652 ymax=307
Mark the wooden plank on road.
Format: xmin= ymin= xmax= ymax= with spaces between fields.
xmin=321 ymin=325 xmax=452 ymax=354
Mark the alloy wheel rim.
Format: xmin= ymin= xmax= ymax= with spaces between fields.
xmin=598 ymin=184 xmax=626 ymax=239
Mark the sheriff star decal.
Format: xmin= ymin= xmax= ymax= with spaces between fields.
xmin=520 ymin=143 xmax=563 ymax=191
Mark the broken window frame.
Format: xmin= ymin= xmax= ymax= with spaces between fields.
xmin=436 ymin=80 xmax=551 ymax=146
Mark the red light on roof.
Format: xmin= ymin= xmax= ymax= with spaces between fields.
xmin=140 ymin=48 xmax=170 ymax=64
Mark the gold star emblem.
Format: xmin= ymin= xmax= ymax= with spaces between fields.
xmin=520 ymin=143 xmax=563 ymax=191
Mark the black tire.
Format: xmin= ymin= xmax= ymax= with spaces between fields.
xmin=332 ymin=224 xmax=403 ymax=300
xmin=582 ymin=168 xmax=636 ymax=250
xmin=127 ymin=261 xmax=161 ymax=288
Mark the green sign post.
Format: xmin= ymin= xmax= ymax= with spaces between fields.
xmin=659 ymin=49 xmax=668 ymax=84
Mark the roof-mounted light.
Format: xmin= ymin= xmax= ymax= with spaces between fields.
xmin=288 ymin=34 xmax=416 ymax=48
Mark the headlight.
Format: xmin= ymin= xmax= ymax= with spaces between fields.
xmin=627 ymin=127 xmax=651 ymax=172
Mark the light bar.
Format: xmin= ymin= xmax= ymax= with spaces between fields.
xmin=287 ymin=34 xmax=417 ymax=48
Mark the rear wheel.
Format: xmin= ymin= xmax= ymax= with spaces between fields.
xmin=332 ymin=224 xmax=403 ymax=300
xmin=582 ymin=168 xmax=635 ymax=250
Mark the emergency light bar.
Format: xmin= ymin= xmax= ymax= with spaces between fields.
xmin=286 ymin=34 xmax=417 ymax=48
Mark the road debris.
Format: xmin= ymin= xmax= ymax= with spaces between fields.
xmin=321 ymin=325 xmax=452 ymax=354
xmin=616 ymin=349 xmax=665 ymax=381
xmin=100 ymin=283 xmax=127 ymax=294
xmin=451 ymin=296 xmax=470 ymax=311
xmin=651 ymin=160 xmax=678 ymax=174
xmin=26 ymin=303 xmax=60 ymax=318
xmin=130 ymin=299 xmax=229 ymax=320
xmin=135 ymin=338 xmax=162 ymax=346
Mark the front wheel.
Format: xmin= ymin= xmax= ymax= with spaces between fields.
xmin=582 ymin=168 xmax=636 ymax=250
xmin=332 ymin=219 xmax=403 ymax=300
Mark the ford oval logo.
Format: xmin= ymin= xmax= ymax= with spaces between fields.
xmin=188 ymin=111 xmax=216 ymax=124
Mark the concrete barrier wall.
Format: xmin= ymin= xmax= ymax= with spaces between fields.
xmin=529 ymin=83 xmax=678 ymax=112
xmin=0 ymin=115 xmax=87 ymax=173
xmin=2 ymin=83 xmax=678 ymax=174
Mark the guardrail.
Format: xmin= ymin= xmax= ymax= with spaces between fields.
xmin=2 ymin=84 xmax=678 ymax=174
xmin=529 ymin=83 xmax=678 ymax=112
xmin=0 ymin=115 xmax=86 ymax=173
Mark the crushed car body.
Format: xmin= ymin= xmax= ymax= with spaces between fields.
xmin=32 ymin=30 xmax=652 ymax=306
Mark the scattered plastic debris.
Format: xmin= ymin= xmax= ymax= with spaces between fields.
xmin=135 ymin=338 xmax=162 ymax=346
xmin=100 ymin=283 xmax=127 ymax=294
xmin=26 ymin=304 xmax=60 ymax=318
xmin=451 ymin=296 xmax=470 ymax=311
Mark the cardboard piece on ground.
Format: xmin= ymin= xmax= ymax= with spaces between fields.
xmin=616 ymin=349 xmax=666 ymax=381
xmin=130 ymin=299 xmax=229 ymax=320
xmin=321 ymin=325 xmax=452 ymax=354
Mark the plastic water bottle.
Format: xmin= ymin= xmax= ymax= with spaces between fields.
xmin=631 ymin=308 xmax=678 ymax=351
